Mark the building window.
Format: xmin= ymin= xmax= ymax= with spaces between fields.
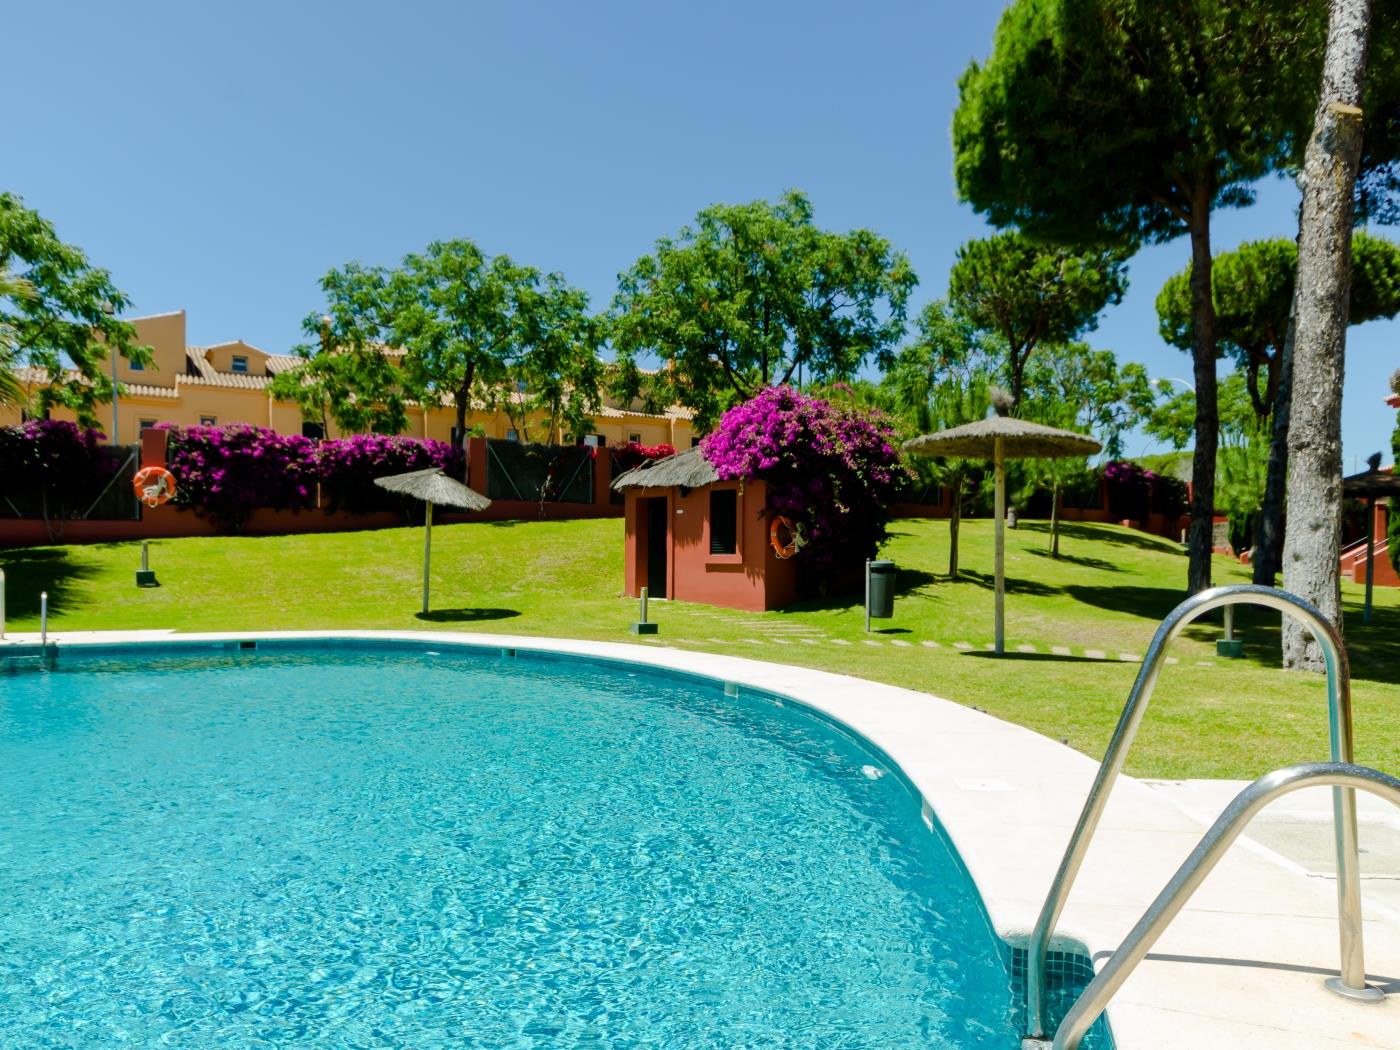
xmin=231 ymin=355 xmax=249 ymax=373
xmin=129 ymin=358 xmax=144 ymax=372
xmin=691 ymin=437 xmax=701 ymax=448
xmin=709 ymin=488 xmax=738 ymax=555
xmin=199 ymin=415 xmax=217 ymax=426
xmin=301 ymin=421 xmax=325 ymax=440
xmin=628 ymin=432 xmax=642 ymax=444
xmin=138 ymin=419 xmax=158 ymax=432
xmin=505 ymin=428 xmax=519 ymax=442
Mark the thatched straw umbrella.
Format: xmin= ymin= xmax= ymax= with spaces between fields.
xmin=374 ymin=467 xmax=491 ymax=613
xmin=1343 ymin=453 xmax=1400 ymax=625
xmin=612 ymin=446 xmax=720 ymax=491
xmin=904 ymin=404 xmax=1101 ymax=654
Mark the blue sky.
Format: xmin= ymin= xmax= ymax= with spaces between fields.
xmin=7 ymin=1 xmax=1396 ymax=468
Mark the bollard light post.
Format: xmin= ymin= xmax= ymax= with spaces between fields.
xmin=40 ymin=590 xmax=48 ymax=646
xmin=136 ymin=540 xmax=159 ymax=587
xmin=631 ymin=585 xmax=659 ymax=635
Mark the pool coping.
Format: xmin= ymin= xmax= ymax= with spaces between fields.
xmin=5 ymin=628 xmax=1398 ymax=1049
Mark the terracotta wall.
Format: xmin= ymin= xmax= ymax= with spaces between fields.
xmin=623 ymin=480 xmax=800 ymax=612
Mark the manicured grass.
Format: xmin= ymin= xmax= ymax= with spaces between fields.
xmin=3 ymin=516 xmax=1396 ymax=780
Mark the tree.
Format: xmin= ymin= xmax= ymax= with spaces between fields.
xmin=1391 ymin=369 xmax=1400 ymax=575
xmin=947 ymin=232 xmax=1127 ymax=409
xmin=1282 ymin=0 xmax=1375 ymax=672
xmin=1156 ymin=233 xmax=1400 ymax=582
xmin=485 ymin=272 xmax=602 ymax=444
xmin=953 ymin=0 xmax=1322 ymax=595
xmin=0 ymin=265 xmax=35 ymax=408
xmin=1021 ymin=342 xmax=1156 ymax=555
xmin=610 ymin=191 xmax=916 ymax=430
xmin=270 ymin=290 xmax=409 ymax=437
xmin=883 ymin=302 xmax=995 ymax=578
xmin=278 ymin=242 xmax=600 ymax=447
xmin=0 ymin=193 xmax=150 ymax=427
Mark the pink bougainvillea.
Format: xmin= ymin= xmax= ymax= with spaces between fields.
xmin=700 ymin=386 xmax=909 ymax=571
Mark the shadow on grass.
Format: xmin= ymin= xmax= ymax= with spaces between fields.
xmin=775 ymin=567 xmax=940 ymax=615
xmin=962 ymin=650 xmax=1120 ymax=663
xmin=1025 ymin=548 xmax=1125 ymax=573
xmin=957 ymin=569 xmax=1062 ymax=598
xmin=0 ymin=548 xmax=96 ymax=619
xmin=1019 ymin=520 xmax=1184 ymax=555
xmin=414 ymin=607 xmax=522 ymax=623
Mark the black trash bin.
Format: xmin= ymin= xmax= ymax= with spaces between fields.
xmin=867 ymin=560 xmax=896 ymax=619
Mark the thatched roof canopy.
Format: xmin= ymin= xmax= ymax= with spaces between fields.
xmin=1343 ymin=462 xmax=1400 ymax=498
xmin=903 ymin=416 xmax=1102 ymax=460
xmin=612 ymin=447 xmax=721 ymax=491
xmin=373 ymin=467 xmax=491 ymax=510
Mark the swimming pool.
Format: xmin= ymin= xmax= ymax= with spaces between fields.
xmin=0 ymin=640 xmax=1092 ymax=1047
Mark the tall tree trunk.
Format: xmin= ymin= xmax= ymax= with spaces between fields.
xmin=948 ymin=474 xmax=962 ymax=579
xmin=453 ymin=362 xmax=477 ymax=450
xmin=1186 ymin=190 xmax=1220 ymax=594
xmin=1253 ymin=326 xmax=1295 ymax=584
xmin=1282 ymin=0 xmax=1372 ymax=671
xmin=1050 ymin=477 xmax=1062 ymax=558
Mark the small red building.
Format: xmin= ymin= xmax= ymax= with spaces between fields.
xmin=613 ymin=448 xmax=800 ymax=612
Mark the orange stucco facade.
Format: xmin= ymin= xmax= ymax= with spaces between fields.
xmin=2 ymin=310 xmax=695 ymax=449
xmin=622 ymin=479 xmax=800 ymax=612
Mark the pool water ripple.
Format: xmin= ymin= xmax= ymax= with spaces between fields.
xmin=1 ymin=647 xmax=1025 ymax=1047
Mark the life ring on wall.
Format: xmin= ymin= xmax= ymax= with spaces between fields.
xmin=133 ymin=466 xmax=177 ymax=508
xmin=769 ymin=515 xmax=806 ymax=559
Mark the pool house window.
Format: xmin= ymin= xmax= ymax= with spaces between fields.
xmin=231 ymin=355 xmax=249 ymax=373
xmin=709 ymin=488 xmax=738 ymax=555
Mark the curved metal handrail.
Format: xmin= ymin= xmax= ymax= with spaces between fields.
xmin=1053 ymin=763 xmax=1400 ymax=1050
xmin=1026 ymin=584 xmax=1366 ymax=1038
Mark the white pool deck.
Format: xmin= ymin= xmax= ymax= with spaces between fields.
xmin=4 ymin=628 xmax=1398 ymax=1049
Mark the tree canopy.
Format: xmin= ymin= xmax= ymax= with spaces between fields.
xmin=1156 ymin=233 xmax=1400 ymax=419
xmin=610 ymin=191 xmax=916 ymax=430
xmin=0 ymin=193 xmax=149 ymax=428
xmin=275 ymin=241 xmax=600 ymax=444
xmin=952 ymin=0 xmax=1325 ymax=595
xmin=947 ymin=232 xmax=1127 ymax=408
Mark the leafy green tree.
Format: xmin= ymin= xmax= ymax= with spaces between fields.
xmin=0 ymin=193 xmax=150 ymax=427
xmin=279 ymin=241 xmax=599 ymax=446
xmin=0 ymin=265 xmax=35 ymax=408
xmin=271 ymin=271 xmax=410 ymax=437
xmin=1391 ymin=369 xmax=1400 ymax=574
xmin=953 ymin=0 xmax=1322 ymax=595
xmin=884 ymin=301 xmax=995 ymax=577
xmin=486 ymin=272 xmax=602 ymax=444
xmin=947 ymin=233 xmax=1127 ymax=409
xmin=1156 ymin=233 xmax=1400 ymax=582
xmin=610 ymin=191 xmax=916 ymax=430
xmin=1021 ymin=342 xmax=1156 ymax=555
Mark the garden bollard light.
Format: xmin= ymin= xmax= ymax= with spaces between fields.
xmin=40 ymin=591 xmax=48 ymax=646
xmin=136 ymin=540 xmax=159 ymax=587
xmin=631 ymin=585 xmax=658 ymax=635
xmin=1217 ymin=604 xmax=1243 ymax=658
xmin=0 ymin=568 xmax=5 ymax=639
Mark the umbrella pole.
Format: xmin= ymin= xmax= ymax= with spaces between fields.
xmin=423 ymin=500 xmax=433 ymax=615
xmin=1364 ymin=495 xmax=1375 ymax=625
xmin=994 ymin=436 xmax=1005 ymax=655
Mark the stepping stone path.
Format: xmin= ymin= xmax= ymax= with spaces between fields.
xmin=1084 ymin=649 xmax=1107 ymax=660
xmin=862 ymin=639 xmax=883 ymax=647
xmin=1119 ymin=653 xmax=1140 ymax=662
xmin=954 ymin=642 xmax=973 ymax=651
xmin=1052 ymin=646 xmax=1072 ymax=657
xmin=890 ymin=639 xmax=912 ymax=648
xmin=1016 ymin=644 xmax=1038 ymax=654
xmin=921 ymin=640 xmax=941 ymax=649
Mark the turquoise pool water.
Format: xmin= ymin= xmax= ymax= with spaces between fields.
xmin=1 ymin=642 xmax=1064 ymax=1047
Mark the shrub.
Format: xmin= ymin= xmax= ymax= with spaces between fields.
xmin=700 ymin=386 xmax=909 ymax=573
xmin=610 ymin=441 xmax=676 ymax=475
xmin=162 ymin=424 xmax=319 ymax=529
xmin=1103 ymin=460 xmax=1155 ymax=521
xmin=0 ymin=420 xmax=118 ymax=519
xmin=315 ymin=434 xmax=465 ymax=514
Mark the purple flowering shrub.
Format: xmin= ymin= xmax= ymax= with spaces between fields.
xmin=700 ymin=386 xmax=910 ymax=572
xmin=163 ymin=424 xmax=320 ymax=529
xmin=162 ymin=424 xmax=467 ymax=527
xmin=0 ymin=420 xmax=117 ymax=518
xmin=315 ymin=434 xmax=465 ymax=514
xmin=1102 ymin=460 xmax=1185 ymax=520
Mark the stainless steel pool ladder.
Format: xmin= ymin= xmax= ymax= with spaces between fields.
xmin=1024 ymin=584 xmax=1386 ymax=1044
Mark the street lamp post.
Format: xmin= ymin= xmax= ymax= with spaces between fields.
xmin=102 ymin=301 xmax=118 ymax=443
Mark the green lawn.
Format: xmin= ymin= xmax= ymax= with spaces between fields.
xmin=3 ymin=516 xmax=1396 ymax=780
